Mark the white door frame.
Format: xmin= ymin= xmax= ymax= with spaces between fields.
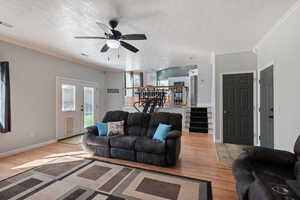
xmin=219 ymin=71 xmax=257 ymax=145
xmin=56 ymin=76 xmax=99 ymax=139
xmin=257 ymin=62 xmax=275 ymax=147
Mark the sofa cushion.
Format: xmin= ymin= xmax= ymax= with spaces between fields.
xmin=107 ymin=121 xmax=125 ymax=136
xmin=96 ymin=122 xmax=107 ymax=136
xmin=103 ymin=111 xmax=129 ymax=124
xmin=146 ymin=112 xmax=182 ymax=138
xmin=136 ymin=152 xmax=166 ymax=166
xmin=135 ymin=137 xmax=166 ymax=154
xmin=153 ymin=123 xmax=172 ymax=142
xmin=110 ymin=136 xmax=138 ymax=150
xmin=245 ymin=147 xmax=296 ymax=166
xmin=126 ymin=112 xmax=150 ymax=136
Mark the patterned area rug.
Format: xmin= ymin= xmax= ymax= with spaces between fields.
xmin=215 ymin=143 xmax=249 ymax=166
xmin=0 ymin=157 xmax=212 ymax=200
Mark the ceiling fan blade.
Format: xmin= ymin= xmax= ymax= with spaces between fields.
xmin=120 ymin=41 xmax=139 ymax=53
xmin=96 ymin=22 xmax=113 ymax=35
xmin=100 ymin=44 xmax=110 ymax=53
xmin=121 ymin=34 xmax=147 ymax=40
xmin=0 ymin=21 xmax=13 ymax=28
xmin=74 ymin=36 xmax=106 ymax=39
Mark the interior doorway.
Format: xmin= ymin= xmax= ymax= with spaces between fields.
xmin=222 ymin=72 xmax=254 ymax=145
xmin=259 ymin=65 xmax=274 ymax=148
xmin=56 ymin=77 xmax=99 ymax=140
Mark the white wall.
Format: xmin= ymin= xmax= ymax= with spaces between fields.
xmin=0 ymin=40 xmax=105 ymax=153
xmin=215 ymin=51 xmax=257 ymax=142
xmin=104 ymin=72 xmax=125 ymax=113
xmin=256 ymin=3 xmax=300 ymax=151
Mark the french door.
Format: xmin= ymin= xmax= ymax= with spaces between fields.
xmin=56 ymin=77 xmax=99 ymax=139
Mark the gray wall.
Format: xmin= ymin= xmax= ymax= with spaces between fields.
xmin=104 ymin=72 xmax=125 ymax=113
xmin=256 ymin=4 xmax=300 ymax=151
xmin=198 ymin=65 xmax=212 ymax=105
xmin=157 ymin=66 xmax=197 ymax=81
xmin=215 ymin=51 xmax=257 ymax=142
xmin=0 ymin=40 xmax=105 ymax=153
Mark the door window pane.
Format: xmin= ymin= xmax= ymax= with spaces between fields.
xmin=62 ymin=84 xmax=76 ymax=111
xmin=84 ymin=87 xmax=94 ymax=128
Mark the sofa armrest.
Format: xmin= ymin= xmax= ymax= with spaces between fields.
xmin=244 ymin=146 xmax=296 ymax=166
xmin=166 ymin=130 xmax=182 ymax=140
xmin=232 ymin=152 xmax=255 ymax=200
xmin=85 ymin=126 xmax=98 ymax=136
xmin=165 ymin=131 xmax=181 ymax=166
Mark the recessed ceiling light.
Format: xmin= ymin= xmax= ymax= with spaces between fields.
xmin=0 ymin=21 xmax=13 ymax=28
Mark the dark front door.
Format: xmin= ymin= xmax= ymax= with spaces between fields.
xmin=260 ymin=66 xmax=274 ymax=148
xmin=223 ymin=73 xmax=254 ymax=145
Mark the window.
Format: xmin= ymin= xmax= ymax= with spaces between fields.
xmin=62 ymin=84 xmax=76 ymax=111
xmin=125 ymin=72 xmax=133 ymax=96
xmin=125 ymin=72 xmax=143 ymax=96
xmin=0 ymin=62 xmax=11 ymax=133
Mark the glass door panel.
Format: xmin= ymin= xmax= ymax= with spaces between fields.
xmin=84 ymin=87 xmax=95 ymax=128
xmin=61 ymin=84 xmax=76 ymax=112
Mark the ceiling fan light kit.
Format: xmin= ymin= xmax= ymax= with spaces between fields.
xmin=106 ymin=39 xmax=120 ymax=49
xmin=75 ymin=19 xmax=147 ymax=53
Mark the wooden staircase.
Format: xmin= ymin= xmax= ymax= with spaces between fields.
xmin=186 ymin=107 xmax=213 ymax=133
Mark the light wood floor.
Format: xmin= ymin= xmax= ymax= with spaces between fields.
xmin=0 ymin=133 xmax=238 ymax=200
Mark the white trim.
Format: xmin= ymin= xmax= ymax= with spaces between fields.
xmin=219 ymin=71 xmax=257 ymax=145
xmin=210 ymin=52 xmax=217 ymax=140
xmin=56 ymin=76 xmax=99 ymax=87
xmin=257 ymin=62 xmax=275 ymax=147
xmin=0 ymin=139 xmax=57 ymax=158
xmin=254 ymin=0 xmax=300 ymax=51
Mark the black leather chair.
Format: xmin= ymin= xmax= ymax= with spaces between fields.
xmin=83 ymin=111 xmax=182 ymax=166
xmin=232 ymin=136 xmax=300 ymax=200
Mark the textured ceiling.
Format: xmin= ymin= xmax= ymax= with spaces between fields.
xmin=0 ymin=0 xmax=297 ymax=71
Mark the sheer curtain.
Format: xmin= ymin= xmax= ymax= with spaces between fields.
xmin=0 ymin=61 xmax=11 ymax=133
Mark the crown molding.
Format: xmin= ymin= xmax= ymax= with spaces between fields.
xmin=0 ymin=35 xmax=122 ymax=72
xmin=254 ymin=0 xmax=300 ymax=52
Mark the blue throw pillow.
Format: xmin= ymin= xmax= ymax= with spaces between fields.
xmin=152 ymin=123 xmax=172 ymax=142
xmin=96 ymin=122 xmax=107 ymax=136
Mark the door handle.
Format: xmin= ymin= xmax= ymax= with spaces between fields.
xmin=269 ymin=107 xmax=274 ymax=119
xmin=224 ymin=110 xmax=227 ymax=114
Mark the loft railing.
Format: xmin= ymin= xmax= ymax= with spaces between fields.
xmin=124 ymin=85 xmax=188 ymax=109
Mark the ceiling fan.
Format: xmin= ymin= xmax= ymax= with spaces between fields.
xmin=75 ymin=19 xmax=147 ymax=53
xmin=0 ymin=21 xmax=13 ymax=28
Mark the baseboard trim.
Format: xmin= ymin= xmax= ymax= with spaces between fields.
xmin=0 ymin=139 xmax=57 ymax=158
xmin=214 ymin=138 xmax=222 ymax=144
